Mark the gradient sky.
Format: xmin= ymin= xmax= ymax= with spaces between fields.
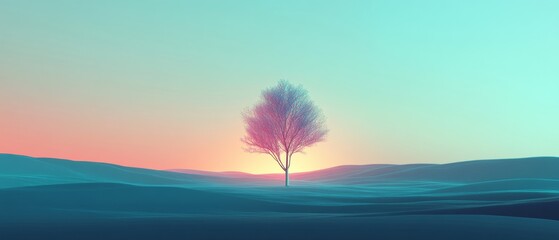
xmin=1 ymin=0 xmax=558 ymax=173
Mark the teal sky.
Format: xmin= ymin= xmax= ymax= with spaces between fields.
xmin=1 ymin=0 xmax=558 ymax=173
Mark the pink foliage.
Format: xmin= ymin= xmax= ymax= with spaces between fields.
xmin=242 ymin=80 xmax=328 ymax=172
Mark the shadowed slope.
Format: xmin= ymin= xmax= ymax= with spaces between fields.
xmin=2 ymin=182 xmax=558 ymax=220
xmin=0 ymin=183 xmax=282 ymax=221
xmin=423 ymin=197 xmax=559 ymax=221
xmin=431 ymin=179 xmax=559 ymax=193
xmin=2 ymin=214 xmax=559 ymax=240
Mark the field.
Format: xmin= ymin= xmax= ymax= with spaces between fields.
xmin=1 ymin=154 xmax=559 ymax=240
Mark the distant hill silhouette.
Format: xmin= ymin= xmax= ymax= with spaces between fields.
xmin=0 ymin=154 xmax=223 ymax=188
xmin=173 ymin=157 xmax=559 ymax=184
xmin=290 ymin=157 xmax=559 ymax=184
xmin=2 ymin=154 xmax=559 ymax=188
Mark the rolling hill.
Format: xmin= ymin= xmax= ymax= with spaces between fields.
xmin=1 ymin=153 xmax=559 ymax=240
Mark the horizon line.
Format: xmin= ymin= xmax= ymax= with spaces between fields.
xmin=1 ymin=152 xmax=557 ymax=175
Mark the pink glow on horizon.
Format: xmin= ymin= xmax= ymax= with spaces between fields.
xmin=1 ymin=97 xmax=346 ymax=173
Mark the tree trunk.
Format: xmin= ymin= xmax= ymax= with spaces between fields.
xmin=285 ymin=168 xmax=289 ymax=187
xmin=285 ymin=152 xmax=290 ymax=187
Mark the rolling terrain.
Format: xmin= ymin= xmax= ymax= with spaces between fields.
xmin=1 ymin=154 xmax=559 ymax=239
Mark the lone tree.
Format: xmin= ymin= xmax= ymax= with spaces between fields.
xmin=242 ymin=80 xmax=328 ymax=187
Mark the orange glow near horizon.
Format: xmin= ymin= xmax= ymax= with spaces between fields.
xmin=1 ymin=89 xmax=360 ymax=174
xmin=1 ymin=98 xmax=343 ymax=174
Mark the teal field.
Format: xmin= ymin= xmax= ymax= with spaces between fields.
xmin=1 ymin=154 xmax=559 ymax=239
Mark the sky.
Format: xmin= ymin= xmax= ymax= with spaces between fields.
xmin=1 ymin=0 xmax=558 ymax=173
